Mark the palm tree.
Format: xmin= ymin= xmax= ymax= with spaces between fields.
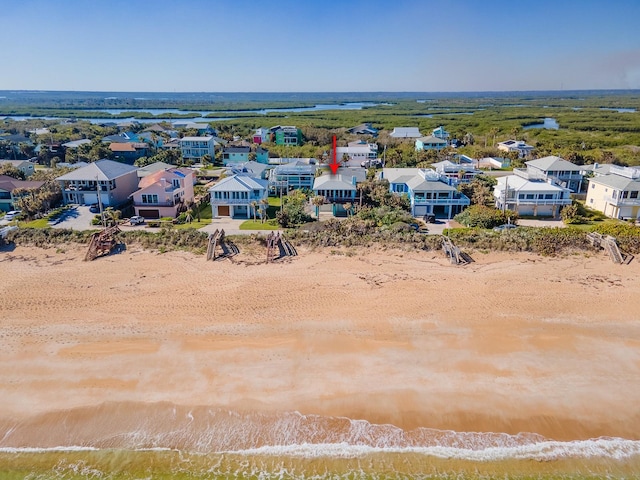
xmin=511 ymin=126 xmax=522 ymax=140
xmin=250 ymin=200 xmax=258 ymax=222
xmin=259 ymin=198 xmax=269 ymax=223
xmin=311 ymin=195 xmax=325 ymax=218
xmin=488 ymin=127 xmax=499 ymax=147
xmin=343 ymin=202 xmax=353 ymax=217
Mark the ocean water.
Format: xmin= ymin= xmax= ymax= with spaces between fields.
xmin=1 ymin=404 xmax=639 ymax=479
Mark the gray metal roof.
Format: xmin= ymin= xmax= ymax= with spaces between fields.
xmin=406 ymin=177 xmax=456 ymax=192
xmin=589 ymin=174 xmax=640 ymax=191
xmin=313 ymin=174 xmax=357 ymax=191
xmin=208 ymin=174 xmax=268 ymax=193
xmin=55 ymin=159 xmax=138 ymax=181
xmin=526 ymin=156 xmax=582 ymax=172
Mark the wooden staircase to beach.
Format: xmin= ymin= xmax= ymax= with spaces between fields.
xmin=442 ymin=237 xmax=471 ymax=265
xmin=206 ymin=229 xmax=239 ymax=261
xmin=587 ymin=232 xmax=629 ymax=264
xmin=266 ymin=232 xmax=297 ymax=262
xmin=84 ymin=225 xmax=121 ymax=261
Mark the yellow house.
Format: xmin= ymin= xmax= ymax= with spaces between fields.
xmin=586 ymin=166 xmax=640 ymax=220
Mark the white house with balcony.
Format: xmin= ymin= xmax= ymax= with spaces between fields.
xmin=268 ymin=162 xmax=317 ymax=193
xmin=208 ymin=174 xmax=269 ymax=218
xmin=179 ymin=136 xmax=223 ymax=161
xmin=525 ymin=156 xmax=585 ymax=192
xmin=335 ymin=141 xmax=378 ymax=167
xmin=431 ymin=160 xmax=481 ymax=186
xmin=493 ymin=174 xmax=572 ymax=217
xmin=586 ymin=166 xmax=640 ymax=221
xmin=379 ymin=168 xmax=470 ymax=218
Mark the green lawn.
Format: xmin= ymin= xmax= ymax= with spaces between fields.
xmin=174 ymin=203 xmax=212 ymax=229
xmin=18 ymin=206 xmax=72 ymax=229
xmin=239 ymin=219 xmax=280 ymax=230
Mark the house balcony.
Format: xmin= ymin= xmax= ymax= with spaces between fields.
xmin=497 ymin=196 xmax=572 ymax=206
xmin=135 ymin=201 xmax=178 ymax=207
xmin=412 ymin=196 xmax=470 ymax=206
xmin=605 ymin=196 xmax=640 ymax=206
xmin=513 ymin=168 xmax=546 ymax=181
xmin=210 ymin=197 xmax=264 ymax=205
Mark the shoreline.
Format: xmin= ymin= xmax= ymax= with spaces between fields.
xmin=1 ymin=245 xmax=639 ymax=446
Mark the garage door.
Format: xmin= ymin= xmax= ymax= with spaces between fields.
xmin=139 ymin=209 xmax=160 ymax=219
xmin=218 ymin=205 xmax=230 ymax=216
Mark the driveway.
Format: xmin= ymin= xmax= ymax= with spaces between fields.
xmin=49 ymin=205 xmax=98 ymax=230
xmin=517 ymin=218 xmax=566 ymax=228
xmin=199 ymin=217 xmax=279 ymax=236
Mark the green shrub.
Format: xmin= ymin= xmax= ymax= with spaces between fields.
xmin=454 ymin=205 xmax=518 ymax=229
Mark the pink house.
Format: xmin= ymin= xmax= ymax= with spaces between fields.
xmin=131 ymin=168 xmax=195 ymax=219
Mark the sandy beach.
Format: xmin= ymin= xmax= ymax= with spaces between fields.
xmin=1 ymin=243 xmax=639 ymax=447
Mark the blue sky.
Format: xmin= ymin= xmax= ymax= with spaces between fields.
xmin=1 ymin=0 xmax=639 ymax=92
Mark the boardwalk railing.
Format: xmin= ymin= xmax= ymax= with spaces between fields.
xmin=266 ymin=232 xmax=297 ymax=262
xmin=206 ymin=229 xmax=239 ymax=261
xmin=587 ymin=232 xmax=626 ymax=264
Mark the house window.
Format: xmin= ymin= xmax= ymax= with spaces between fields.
xmin=141 ymin=194 xmax=158 ymax=204
xmin=630 ymin=191 xmax=638 ymax=199
xmin=526 ymin=194 xmax=534 ymax=199
xmin=545 ymin=194 xmax=553 ymax=199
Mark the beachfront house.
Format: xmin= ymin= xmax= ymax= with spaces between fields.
xmin=586 ymin=165 xmax=640 ymax=221
xmin=379 ymin=168 xmax=470 ymax=218
xmin=493 ymin=174 xmax=572 ymax=217
xmin=131 ymin=168 xmax=195 ymax=219
xmin=208 ymin=174 xmax=268 ymax=218
xmin=524 ymin=156 xmax=585 ymax=192
xmin=390 ymin=127 xmax=422 ymax=139
xmin=415 ymin=135 xmax=448 ymax=151
xmin=0 ymin=175 xmax=46 ymax=212
xmin=56 ymin=159 xmax=139 ymax=207
xmin=497 ymin=140 xmax=534 ymax=158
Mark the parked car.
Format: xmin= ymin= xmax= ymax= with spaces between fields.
xmin=89 ymin=204 xmax=100 ymax=213
xmin=4 ymin=210 xmax=22 ymax=221
xmin=360 ymin=159 xmax=383 ymax=168
xmin=130 ymin=215 xmax=145 ymax=225
xmin=493 ymin=223 xmax=518 ymax=232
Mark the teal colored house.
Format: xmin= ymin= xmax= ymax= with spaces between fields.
xmin=256 ymin=147 xmax=270 ymax=164
xmin=415 ymin=135 xmax=448 ymax=151
xmin=222 ymin=146 xmax=251 ymax=166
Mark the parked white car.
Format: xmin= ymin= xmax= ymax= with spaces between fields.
xmin=130 ymin=215 xmax=145 ymax=225
xmin=3 ymin=210 xmax=22 ymax=221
